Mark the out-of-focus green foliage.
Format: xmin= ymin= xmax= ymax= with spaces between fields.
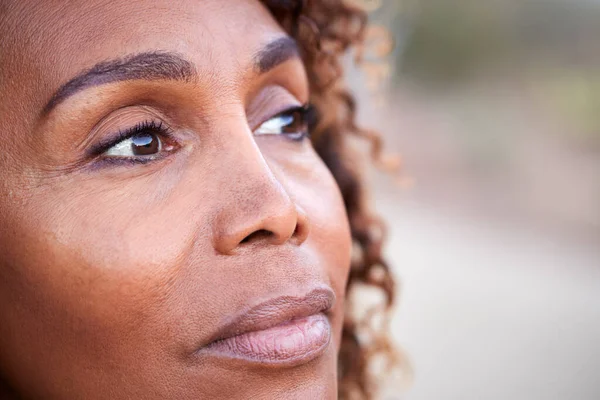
xmin=399 ymin=0 xmax=515 ymax=82
xmin=539 ymin=72 xmax=600 ymax=140
xmin=398 ymin=0 xmax=600 ymax=80
xmin=384 ymin=0 xmax=600 ymax=140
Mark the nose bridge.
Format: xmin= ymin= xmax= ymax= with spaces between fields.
xmin=211 ymin=121 xmax=309 ymax=255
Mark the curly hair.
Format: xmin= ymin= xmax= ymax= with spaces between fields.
xmin=263 ymin=1 xmax=400 ymax=398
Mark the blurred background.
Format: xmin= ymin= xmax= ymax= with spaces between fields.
xmin=344 ymin=0 xmax=600 ymax=399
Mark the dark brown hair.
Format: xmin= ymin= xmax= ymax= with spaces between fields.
xmin=263 ymin=1 xmax=399 ymax=398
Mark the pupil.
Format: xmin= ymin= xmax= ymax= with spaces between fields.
xmin=131 ymin=133 xmax=159 ymax=156
xmin=282 ymin=111 xmax=304 ymax=134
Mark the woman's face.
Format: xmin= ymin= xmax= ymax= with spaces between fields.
xmin=0 ymin=1 xmax=352 ymax=398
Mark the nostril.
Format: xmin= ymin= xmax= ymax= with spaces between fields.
xmin=240 ymin=229 xmax=274 ymax=244
xmin=293 ymin=223 xmax=302 ymax=238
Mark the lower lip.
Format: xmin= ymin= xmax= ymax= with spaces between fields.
xmin=202 ymin=313 xmax=331 ymax=366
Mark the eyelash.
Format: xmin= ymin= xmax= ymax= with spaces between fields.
xmin=88 ymin=104 xmax=317 ymax=166
xmin=265 ymin=104 xmax=317 ymax=142
xmin=89 ymin=120 xmax=174 ymax=159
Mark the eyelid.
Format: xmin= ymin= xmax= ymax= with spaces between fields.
xmin=88 ymin=119 xmax=174 ymax=157
xmin=254 ymin=106 xmax=297 ymax=132
xmin=254 ymin=104 xmax=313 ymax=132
xmin=77 ymin=104 xmax=177 ymax=154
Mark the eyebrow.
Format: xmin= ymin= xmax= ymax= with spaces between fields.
xmin=43 ymin=51 xmax=196 ymax=114
xmin=42 ymin=36 xmax=300 ymax=114
xmin=253 ymin=36 xmax=300 ymax=74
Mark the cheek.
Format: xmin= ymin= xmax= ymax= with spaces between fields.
xmin=0 ymin=169 xmax=228 ymax=397
xmin=0 ymin=172 xmax=206 ymax=380
xmin=281 ymin=154 xmax=353 ymax=341
xmin=300 ymin=167 xmax=351 ymax=287
xmin=18 ymin=176 xmax=206 ymax=315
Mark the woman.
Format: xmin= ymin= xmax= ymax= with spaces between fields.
xmin=0 ymin=0 xmax=397 ymax=398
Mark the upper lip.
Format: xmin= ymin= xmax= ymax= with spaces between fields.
xmin=202 ymin=287 xmax=335 ymax=347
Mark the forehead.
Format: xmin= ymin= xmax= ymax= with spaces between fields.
xmin=8 ymin=0 xmax=281 ymax=56
xmin=1 ymin=0 xmax=285 ymax=110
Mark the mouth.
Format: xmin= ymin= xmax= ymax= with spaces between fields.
xmin=196 ymin=287 xmax=335 ymax=366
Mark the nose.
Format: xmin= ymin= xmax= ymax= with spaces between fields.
xmin=211 ymin=132 xmax=310 ymax=255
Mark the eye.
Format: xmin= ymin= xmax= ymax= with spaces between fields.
xmin=255 ymin=105 xmax=315 ymax=141
xmin=105 ymin=132 xmax=162 ymax=157
xmin=96 ymin=120 xmax=176 ymax=162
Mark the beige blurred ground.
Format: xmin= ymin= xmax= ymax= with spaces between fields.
xmin=347 ymin=1 xmax=600 ymax=399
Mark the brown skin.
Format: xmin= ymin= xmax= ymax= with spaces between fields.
xmin=0 ymin=1 xmax=353 ymax=399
